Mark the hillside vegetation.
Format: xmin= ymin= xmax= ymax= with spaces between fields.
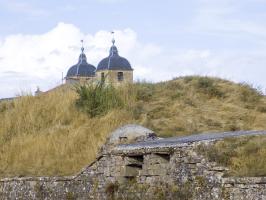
xmin=0 ymin=76 xmax=266 ymax=177
xmin=198 ymin=136 xmax=266 ymax=177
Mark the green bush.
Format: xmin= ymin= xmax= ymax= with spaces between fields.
xmin=197 ymin=77 xmax=214 ymax=89
xmin=75 ymin=82 xmax=124 ymax=117
xmin=196 ymin=77 xmax=224 ymax=98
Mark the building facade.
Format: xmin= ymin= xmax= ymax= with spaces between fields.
xmin=65 ymin=39 xmax=133 ymax=85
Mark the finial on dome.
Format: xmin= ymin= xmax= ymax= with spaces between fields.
xmin=111 ymin=31 xmax=115 ymax=45
xmin=81 ymin=39 xmax=84 ymax=53
xmin=109 ymin=31 xmax=118 ymax=56
xmin=79 ymin=39 xmax=87 ymax=63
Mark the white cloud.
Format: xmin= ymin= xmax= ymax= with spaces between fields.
xmin=0 ymin=23 xmax=161 ymax=97
xmin=0 ymin=22 xmax=266 ymax=98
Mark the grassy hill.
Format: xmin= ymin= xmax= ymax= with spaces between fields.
xmin=0 ymin=76 xmax=266 ymax=177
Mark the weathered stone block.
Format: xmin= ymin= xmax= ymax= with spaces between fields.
xmin=120 ymin=166 xmax=140 ymax=177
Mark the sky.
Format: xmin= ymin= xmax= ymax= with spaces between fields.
xmin=0 ymin=0 xmax=266 ymax=98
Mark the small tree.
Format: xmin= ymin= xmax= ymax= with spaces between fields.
xmin=75 ymin=81 xmax=124 ymax=117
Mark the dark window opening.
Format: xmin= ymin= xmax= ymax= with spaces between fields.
xmin=119 ymin=136 xmax=128 ymax=143
xmin=127 ymin=164 xmax=142 ymax=169
xmin=123 ymin=155 xmax=144 ymax=177
xmin=128 ymin=155 xmax=144 ymax=163
xmin=155 ymin=153 xmax=170 ymax=162
xmin=117 ymin=72 xmax=124 ymax=81
xmin=125 ymin=155 xmax=144 ymax=168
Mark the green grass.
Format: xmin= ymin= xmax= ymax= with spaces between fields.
xmin=75 ymin=81 xmax=124 ymax=117
xmin=0 ymin=76 xmax=266 ymax=177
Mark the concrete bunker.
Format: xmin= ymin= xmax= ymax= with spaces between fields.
xmin=107 ymin=124 xmax=157 ymax=146
xmin=106 ymin=124 xmax=173 ymax=178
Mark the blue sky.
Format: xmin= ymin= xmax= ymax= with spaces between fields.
xmin=0 ymin=0 xmax=266 ymax=97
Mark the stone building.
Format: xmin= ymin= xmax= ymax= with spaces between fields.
xmin=65 ymin=38 xmax=133 ymax=85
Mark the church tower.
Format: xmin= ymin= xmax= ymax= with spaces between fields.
xmin=65 ymin=41 xmax=96 ymax=84
xmin=96 ymin=34 xmax=133 ymax=85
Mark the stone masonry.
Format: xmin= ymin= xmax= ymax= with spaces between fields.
xmin=0 ymin=125 xmax=266 ymax=200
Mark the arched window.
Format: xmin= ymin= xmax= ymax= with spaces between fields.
xmin=117 ymin=72 xmax=124 ymax=81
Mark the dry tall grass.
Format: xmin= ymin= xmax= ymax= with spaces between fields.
xmin=198 ymin=136 xmax=266 ymax=177
xmin=0 ymin=86 xmax=134 ymax=177
xmin=0 ymin=76 xmax=266 ymax=177
xmin=134 ymin=76 xmax=266 ymax=137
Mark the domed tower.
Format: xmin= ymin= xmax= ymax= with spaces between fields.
xmin=96 ymin=35 xmax=133 ymax=85
xmin=66 ymin=41 xmax=96 ymax=84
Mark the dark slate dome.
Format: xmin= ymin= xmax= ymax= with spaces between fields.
xmin=67 ymin=48 xmax=96 ymax=77
xmin=97 ymin=40 xmax=132 ymax=71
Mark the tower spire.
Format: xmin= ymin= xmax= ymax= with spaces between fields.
xmin=77 ymin=39 xmax=87 ymax=75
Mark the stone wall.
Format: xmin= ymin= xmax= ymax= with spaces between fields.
xmin=96 ymin=70 xmax=133 ymax=85
xmin=65 ymin=76 xmax=95 ymax=85
xmin=1 ymin=126 xmax=266 ymax=200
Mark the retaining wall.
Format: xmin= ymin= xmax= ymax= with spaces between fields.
xmin=1 ymin=140 xmax=265 ymax=200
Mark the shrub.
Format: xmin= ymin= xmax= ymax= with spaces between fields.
xmin=105 ymin=181 xmax=119 ymax=199
xmin=183 ymin=76 xmax=194 ymax=83
xmin=196 ymin=77 xmax=224 ymax=98
xmin=197 ymin=77 xmax=214 ymax=89
xmin=238 ymin=83 xmax=262 ymax=104
xmin=66 ymin=192 xmax=75 ymax=200
xmin=75 ymin=82 xmax=124 ymax=117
